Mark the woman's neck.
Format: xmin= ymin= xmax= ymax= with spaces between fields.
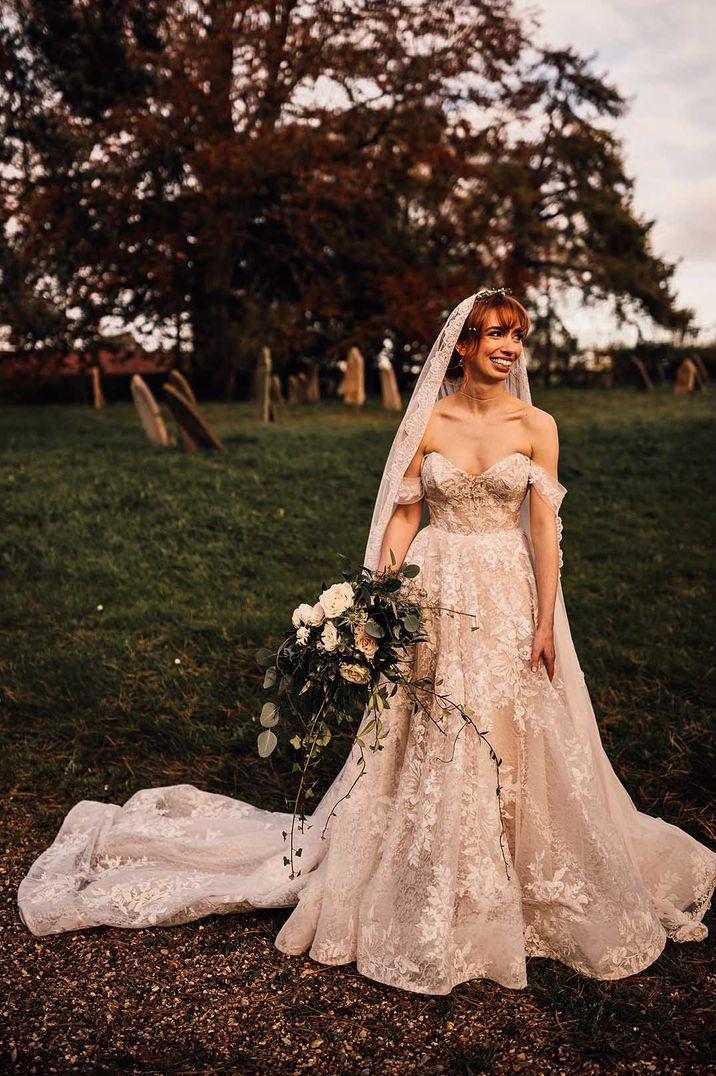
xmin=457 ymin=377 xmax=508 ymax=415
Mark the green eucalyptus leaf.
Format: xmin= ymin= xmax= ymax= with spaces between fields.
xmin=263 ymin=667 xmax=278 ymax=689
xmin=401 ymin=563 xmax=420 ymax=578
xmin=257 ymin=728 xmax=278 ymax=757
xmin=256 ymin=648 xmax=275 ymax=668
xmin=364 ymin=619 xmax=385 ymax=638
xmin=260 ymin=702 xmax=279 ymax=727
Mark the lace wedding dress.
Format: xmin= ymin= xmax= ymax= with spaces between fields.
xmin=17 ymin=449 xmax=716 ymax=995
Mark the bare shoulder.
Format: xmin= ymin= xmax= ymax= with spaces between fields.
xmin=423 ymin=394 xmax=459 ymax=438
xmin=522 ymin=404 xmax=558 ymax=443
xmin=522 ymin=404 xmax=559 ymax=470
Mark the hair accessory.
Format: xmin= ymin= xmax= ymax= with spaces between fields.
xmin=465 ymin=287 xmax=513 ymax=332
xmin=474 ymin=286 xmax=512 ymax=302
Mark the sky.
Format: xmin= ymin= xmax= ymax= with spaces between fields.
xmin=519 ymin=0 xmax=716 ymax=346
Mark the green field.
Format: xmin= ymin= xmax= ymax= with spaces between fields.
xmin=1 ymin=390 xmax=714 ymax=1074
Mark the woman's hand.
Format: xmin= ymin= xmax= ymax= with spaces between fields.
xmin=530 ymin=623 xmax=555 ymax=681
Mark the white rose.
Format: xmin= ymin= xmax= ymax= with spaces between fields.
xmin=339 ymin=662 xmax=371 ymax=685
xmin=354 ymin=629 xmax=379 ymax=661
xmin=320 ymin=621 xmax=340 ymax=652
xmin=295 ymin=626 xmax=310 ymax=646
xmin=291 ymin=602 xmax=315 ymax=629
xmin=319 ymin=581 xmax=355 ymax=618
xmin=307 ymin=602 xmax=326 ymax=626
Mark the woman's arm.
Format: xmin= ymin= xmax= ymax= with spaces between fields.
xmin=376 ymin=441 xmax=427 ymax=572
xmin=526 ymin=411 xmax=560 ymax=680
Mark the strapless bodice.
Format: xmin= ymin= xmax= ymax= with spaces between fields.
xmin=394 ymin=450 xmax=567 ymax=558
xmin=420 ymin=451 xmax=530 ymax=535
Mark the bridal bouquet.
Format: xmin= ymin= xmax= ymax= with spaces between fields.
xmin=255 ymin=557 xmax=508 ymax=879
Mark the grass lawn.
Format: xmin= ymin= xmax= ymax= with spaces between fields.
xmin=1 ymin=389 xmax=714 ymax=1074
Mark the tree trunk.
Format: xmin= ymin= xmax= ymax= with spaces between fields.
xmin=190 ymin=241 xmax=240 ymax=397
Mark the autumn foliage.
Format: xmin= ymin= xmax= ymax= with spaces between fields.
xmin=0 ymin=1 xmax=691 ymax=394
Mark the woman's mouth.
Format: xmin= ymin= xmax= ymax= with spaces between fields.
xmin=489 ymin=355 xmax=514 ymax=372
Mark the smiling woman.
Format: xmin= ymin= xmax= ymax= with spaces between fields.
xmin=444 ymin=290 xmax=530 ymax=383
xmin=17 ymin=290 xmax=715 ymax=1000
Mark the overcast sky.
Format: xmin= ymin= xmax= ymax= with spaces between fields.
xmin=521 ymin=0 xmax=716 ymax=346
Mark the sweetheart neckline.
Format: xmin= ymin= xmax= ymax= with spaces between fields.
xmin=422 ymin=450 xmax=531 ymax=480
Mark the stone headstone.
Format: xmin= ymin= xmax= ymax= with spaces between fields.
xmin=287 ymin=374 xmax=300 ymax=404
xmin=296 ymin=371 xmax=310 ymax=404
xmin=257 ymin=346 xmax=273 ymax=422
xmin=131 ymin=374 xmax=171 ymax=446
xmin=162 ymin=383 xmax=226 ymax=451
xmin=344 ymin=346 xmax=366 ymax=406
xmin=674 ymin=358 xmax=697 ymax=395
xmin=168 ymin=368 xmax=196 ymax=404
xmin=270 ymin=374 xmax=283 ymax=406
xmin=305 ymin=365 xmax=320 ymax=403
xmin=378 ymin=359 xmax=401 ymax=411
xmin=167 ymin=369 xmax=197 ymax=448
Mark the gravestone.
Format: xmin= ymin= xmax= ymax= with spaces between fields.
xmin=296 ymin=372 xmax=310 ymax=404
xmin=344 ymin=346 xmax=366 ymax=406
xmin=167 ymin=369 xmax=197 ymax=448
xmin=287 ymin=374 xmax=300 ymax=404
xmin=131 ymin=375 xmax=171 ymax=446
xmin=674 ymin=358 xmax=697 ymax=395
xmin=256 ymin=346 xmax=273 ymax=422
xmin=168 ymin=368 xmax=196 ymax=404
xmin=379 ymin=362 xmax=401 ymax=410
xmin=376 ymin=340 xmax=401 ymax=411
xmin=163 ymin=383 xmax=226 ymax=452
xmin=305 ymin=365 xmax=320 ymax=403
xmin=270 ymin=374 xmax=283 ymax=406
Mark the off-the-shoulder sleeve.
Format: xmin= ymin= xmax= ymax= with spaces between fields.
xmin=528 ymin=460 xmax=567 ymax=568
xmin=394 ymin=475 xmax=424 ymax=505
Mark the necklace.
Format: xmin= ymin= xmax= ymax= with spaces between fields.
xmin=458 ymin=388 xmax=487 ymax=402
xmin=458 ymin=386 xmax=505 ymax=405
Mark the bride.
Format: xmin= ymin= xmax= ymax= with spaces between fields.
xmin=17 ymin=289 xmax=716 ymax=995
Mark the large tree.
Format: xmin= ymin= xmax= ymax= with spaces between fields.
xmin=0 ymin=0 xmax=691 ymax=392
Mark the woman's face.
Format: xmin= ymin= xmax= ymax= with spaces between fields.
xmin=459 ymin=311 xmax=525 ymax=384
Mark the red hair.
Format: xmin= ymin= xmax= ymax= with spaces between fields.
xmin=445 ymin=293 xmax=530 ymax=380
